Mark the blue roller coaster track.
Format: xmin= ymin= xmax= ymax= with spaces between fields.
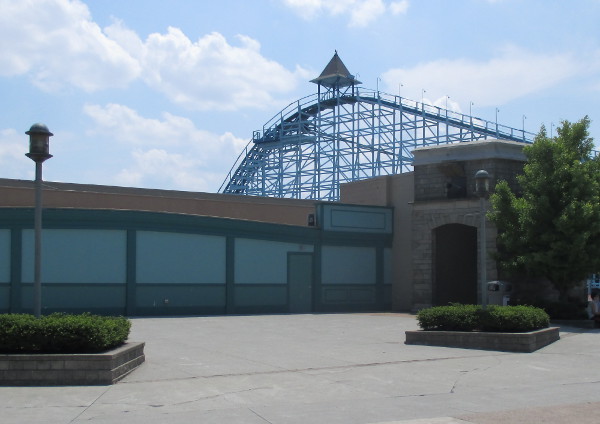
xmin=220 ymin=54 xmax=535 ymax=201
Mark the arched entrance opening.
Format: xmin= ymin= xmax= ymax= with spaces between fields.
xmin=433 ymin=224 xmax=477 ymax=306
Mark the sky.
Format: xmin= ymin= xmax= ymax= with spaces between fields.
xmin=1 ymin=0 xmax=599 ymax=193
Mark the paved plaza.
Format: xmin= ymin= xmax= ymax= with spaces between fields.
xmin=1 ymin=313 xmax=599 ymax=423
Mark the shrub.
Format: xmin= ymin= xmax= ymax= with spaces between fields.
xmin=480 ymin=305 xmax=550 ymax=332
xmin=417 ymin=304 xmax=481 ymax=331
xmin=0 ymin=313 xmax=131 ymax=353
xmin=417 ymin=304 xmax=549 ymax=332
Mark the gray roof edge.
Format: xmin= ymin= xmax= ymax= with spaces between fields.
xmin=412 ymin=139 xmax=527 ymax=165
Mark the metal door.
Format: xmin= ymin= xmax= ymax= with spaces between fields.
xmin=288 ymin=253 xmax=313 ymax=313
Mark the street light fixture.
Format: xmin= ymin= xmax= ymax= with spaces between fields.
xmin=495 ymin=108 xmax=500 ymax=136
xmin=475 ymin=169 xmax=490 ymax=308
xmin=469 ymin=102 xmax=474 ymax=128
xmin=25 ymin=123 xmax=53 ymax=318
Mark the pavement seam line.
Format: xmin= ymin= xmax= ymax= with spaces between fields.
xmin=248 ymin=407 xmax=275 ymax=423
xmin=68 ymin=386 xmax=113 ymax=423
xmin=122 ymin=353 xmax=508 ymax=384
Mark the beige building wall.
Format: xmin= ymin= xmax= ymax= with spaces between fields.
xmin=0 ymin=179 xmax=317 ymax=227
xmin=341 ymin=173 xmax=414 ymax=312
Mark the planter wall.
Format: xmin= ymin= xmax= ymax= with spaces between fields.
xmin=405 ymin=327 xmax=559 ymax=352
xmin=0 ymin=342 xmax=145 ymax=386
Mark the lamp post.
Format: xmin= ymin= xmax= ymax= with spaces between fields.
xmin=25 ymin=123 xmax=53 ymax=318
xmin=469 ymin=102 xmax=474 ymax=128
xmin=475 ymin=169 xmax=490 ymax=308
xmin=495 ymin=108 xmax=500 ymax=136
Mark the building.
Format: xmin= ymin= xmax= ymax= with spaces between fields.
xmin=0 ymin=138 xmax=526 ymax=316
xmin=0 ymin=178 xmax=393 ymax=315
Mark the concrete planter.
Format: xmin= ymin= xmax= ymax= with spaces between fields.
xmin=0 ymin=342 xmax=145 ymax=386
xmin=405 ymin=327 xmax=559 ymax=352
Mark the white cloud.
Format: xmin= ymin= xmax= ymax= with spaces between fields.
xmin=0 ymin=129 xmax=35 ymax=180
xmin=390 ymin=0 xmax=409 ymax=14
xmin=348 ymin=0 xmax=386 ymax=27
xmin=138 ymin=29 xmax=300 ymax=111
xmin=84 ymin=103 xmax=203 ymax=146
xmin=381 ymin=46 xmax=583 ymax=108
xmin=0 ymin=0 xmax=302 ymax=111
xmin=0 ymin=0 xmax=140 ymax=92
xmin=115 ymin=149 xmax=208 ymax=191
xmin=282 ymin=0 xmax=346 ymax=19
xmin=84 ymin=103 xmax=247 ymax=191
xmin=282 ymin=0 xmax=408 ymax=27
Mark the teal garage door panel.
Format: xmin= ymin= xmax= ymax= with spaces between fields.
xmin=21 ymin=229 xmax=126 ymax=284
xmin=0 ymin=229 xmax=9 ymax=283
xmin=0 ymin=285 xmax=9 ymax=312
xmin=234 ymin=286 xmax=288 ymax=313
xmin=135 ymin=285 xmax=226 ymax=315
xmin=321 ymin=245 xmax=376 ymax=285
xmin=20 ymin=284 xmax=126 ymax=314
xmin=235 ymin=238 xmax=313 ymax=285
xmin=137 ymin=232 xmax=226 ymax=284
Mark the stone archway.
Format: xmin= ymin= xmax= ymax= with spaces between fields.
xmin=411 ymin=201 xmax=496 ymax=310
xmin=432 ymin=223 xmax=477 ymax=306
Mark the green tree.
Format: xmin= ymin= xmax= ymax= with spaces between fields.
xmin=489 ymin=117 xmax=600 ymax=300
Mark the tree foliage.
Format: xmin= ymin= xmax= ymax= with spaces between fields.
xmin=489 ymin=117 xmax=600 ymax=299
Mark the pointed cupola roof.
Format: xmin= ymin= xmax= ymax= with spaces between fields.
xmin=310 ymin=51 xmax=361 ymax=88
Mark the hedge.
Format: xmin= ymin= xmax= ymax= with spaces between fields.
xmin=417 ymin=304 xmax=549 ymax=332
xmin=0 ymin=313 xmax=131 ymax=353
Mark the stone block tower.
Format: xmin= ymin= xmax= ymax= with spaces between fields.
xmin=411 ymin=139 xmax=526 ymax=310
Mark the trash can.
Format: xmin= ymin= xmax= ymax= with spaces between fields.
xmin=487 ymin=281 xmax=512 ymax=306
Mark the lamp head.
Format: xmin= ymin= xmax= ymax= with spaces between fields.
xmin=25 ymin=123 xmax=53 ymax=163
xmin=474 ymin=169 xmax=490 ymax=198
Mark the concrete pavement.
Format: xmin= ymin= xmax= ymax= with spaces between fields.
xmin=1 ymin=313 xmax=599 ymax=423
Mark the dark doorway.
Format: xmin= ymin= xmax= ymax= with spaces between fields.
xmin=433 ymin=224 xmax=477 ymax=306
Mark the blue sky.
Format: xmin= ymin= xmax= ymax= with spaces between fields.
xmin=1 ymin=0 xmax=599 ymax=192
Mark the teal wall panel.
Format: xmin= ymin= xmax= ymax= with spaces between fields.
xmin=384 ymin=248 xmax=392 ymax=285
xmin=136 ymin=231 xmax=226 ymax=284
xmin=319 ymin=204 xmax=393 ymax=234
xmin=322 ymin=286 xmax=377 ymax=304
xmin=135 ymin=285 xmax=226 ymax=311
xmin=0 ymin=229 xmax=9 ymax=282
xmin=322 ymin=246 xmax=376 ymax=285
xmin=384 ymin=285 xmax=392 ymax=307
xmin=0 ymin=285 xmax=9 ymax=311
xmin=235 ymin=239 xmax=313 ymax=284
xmin=21 ymin=229 xmax=126 ymax=283
xmin=20 ymin=284 xmax=125 ymax=313
xmin=234 ymin=286 xmax=288 ymax=307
